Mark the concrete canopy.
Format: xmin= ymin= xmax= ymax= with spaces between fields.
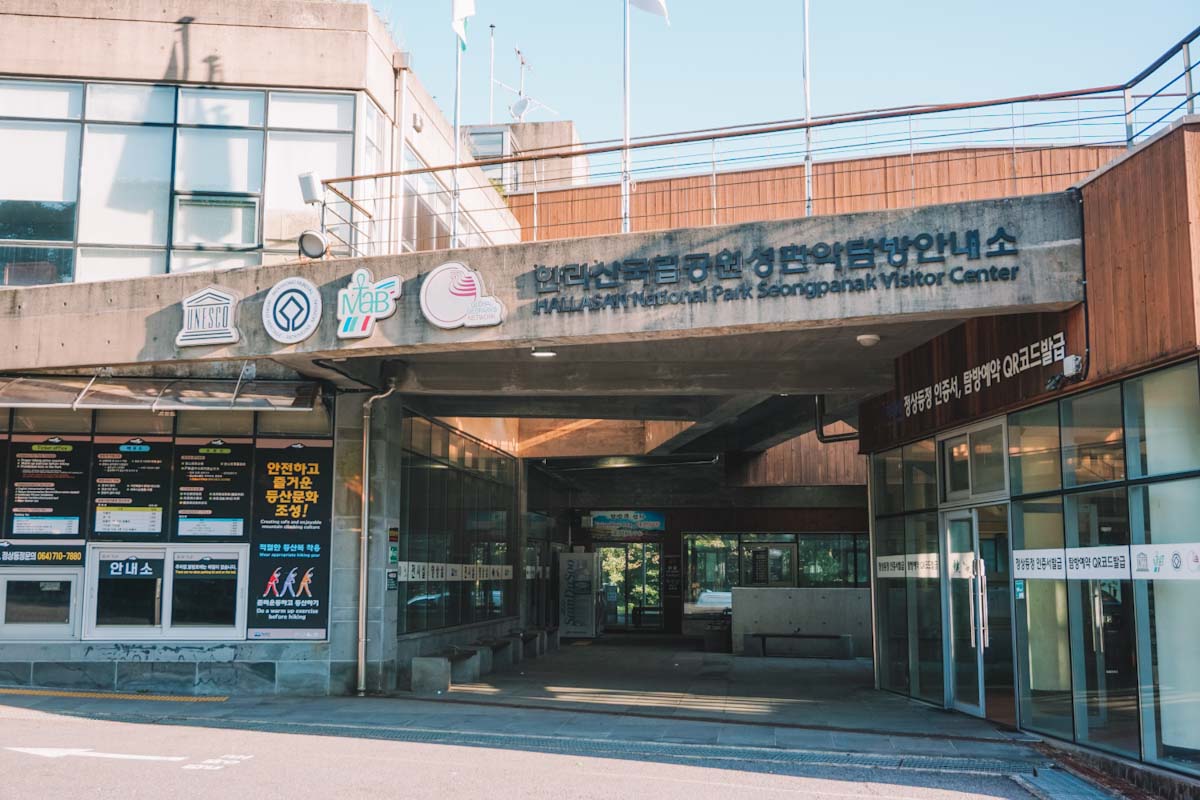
xmin=0 ymin=193 xmax=1081 ymax=453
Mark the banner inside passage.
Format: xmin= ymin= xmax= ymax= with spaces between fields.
xmin=1014 ymin=545 xmax=1200 ymax=581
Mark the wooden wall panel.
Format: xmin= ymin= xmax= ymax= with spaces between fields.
xmin=726 ymin=426 xmax=867 ymax=487
xmin=1081 ymin=126 xmax=1198 ymax=381
xmin=507 ymin=145 xmax=1122 ymax=243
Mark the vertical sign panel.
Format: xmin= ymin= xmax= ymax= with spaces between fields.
xmin=662 ymin=554 xmax=682 ymax=597
xmin=6 ymin=434 xmax=90 ymax=538
xmin=246 ymin=438 xmax=332 ymax=640
xmin=173 ymin=437 xmax=253 ymax=540
xmin=90 ymin=435 xmax=172 ymax=539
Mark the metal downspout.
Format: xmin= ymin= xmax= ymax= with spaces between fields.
xmin=357 ymin=381 xmax=398 ymax=696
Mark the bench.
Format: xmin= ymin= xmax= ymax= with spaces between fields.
xmin=743 ymin=633 xmax=854 ymax=660
xmin=463 ymin=638 xmax=516 ymax=672
xmin=510 ymin=629 xmax=544 ymax=659
xmin=410 ymin=649 xmax=481 ymax=694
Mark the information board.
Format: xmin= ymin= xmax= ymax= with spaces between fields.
xmin=91 ymin=436 xmax=172 ymax=538
xmin=0 ymin=541 xmax=85 ymax=567
xmin=246 ymin=439 xmax=332 ymax=640
xmin=6 ymin=434 xmax=90 ymax=538
xmin=173 ymin=437 xmax=253 ymax=540
xmin=662 ymin=554 xmax=682 ymax=597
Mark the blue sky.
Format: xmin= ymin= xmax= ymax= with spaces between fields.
xmin=375 ymin=1 xmax=1196 ymax=144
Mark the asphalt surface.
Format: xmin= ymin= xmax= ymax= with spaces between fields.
xmin=0 ymin=699 xmax=1052 ymax=800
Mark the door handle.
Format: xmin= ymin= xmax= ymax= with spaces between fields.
xmin=967 ymin=561 xmax=977 ymax=650
xmin=979 ymin=558 xmax=990 ymax=649
xmin=1093 ymin=587 xmax=1105 ymax=655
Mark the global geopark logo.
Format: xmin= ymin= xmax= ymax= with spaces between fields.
xmin=419 ymin=261 xmax=505 ymax=330
xmin=262 ymin=276 xmax=322 ymax=344
xmin=336 ymin=268 xmax=401 ymax=339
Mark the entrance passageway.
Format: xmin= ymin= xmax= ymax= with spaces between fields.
xmin=440 ymin=636 xmax=1025 ymax=748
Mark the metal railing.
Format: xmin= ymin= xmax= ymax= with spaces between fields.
xmin=318 ymin=25 xmax=1200 ymax=257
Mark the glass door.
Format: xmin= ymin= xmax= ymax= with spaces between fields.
xmin=599 ymin=542 xmax=663 ymax=630
xmin=945 ymin=506 xmax=1015 ymax=720
xmin=946 ymin=511 xmax=984 ymax=715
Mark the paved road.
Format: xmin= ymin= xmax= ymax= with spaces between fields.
xmin=0 ymin=699 xmax=1053 ymax=800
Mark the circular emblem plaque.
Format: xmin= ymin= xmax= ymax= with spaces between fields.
xmin=262 ymin=277 xmax=322 ymax=344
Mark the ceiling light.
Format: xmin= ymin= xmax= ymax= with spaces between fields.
xmin=856 ymin=333 xmax=881 ymax=348
xmin=530 ymin=346 xmax=557 ymax=358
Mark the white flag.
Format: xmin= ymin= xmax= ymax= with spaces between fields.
xmin=452 ymin=0 xmax=476 ymax=47
xmin=630 ymin=0 xmax=669 ymax=23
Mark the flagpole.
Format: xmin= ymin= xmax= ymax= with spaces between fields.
xmin=453 ymin=32 xmax=462 ymax=248
xmin=621 ymin=0 xmax=631 ymax=234
xmin=489 ymin=24 xmax=496 ymax=125
xmin=803 ymin=0 xmax=813 ymax=217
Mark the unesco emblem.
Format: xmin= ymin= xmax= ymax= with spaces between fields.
xmin=262 ymin=277 xmax=322 ymax=344
xmin=176 ymin=285 xmax=241 ymax=347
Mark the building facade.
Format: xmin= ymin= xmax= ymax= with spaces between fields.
xmin=1 ymin=0 xmax=1199 ymax=791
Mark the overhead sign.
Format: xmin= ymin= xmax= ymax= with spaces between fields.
xmin=176 ymin=285 xmax=241 ymax=347
xmin=173 ymin=437 xmax=253 ymax=540
xmin=420 ymin=261 xmax=505 ymax=329
xmin=589 ymin=510 xmax=666 ymax=533
xmin=262 ymin=277 xmax=322 ymax=344
xmin=530 ymin=227 xmax=1022 ymax=316
xmin=247 ymin=438 xmax=333 ymax=640
xmin=90 ymin=436 xmax=172 ymax=539
xmin=6 ymin=435 xmax=90 ymax=538
xmin=337 ymin=268 xmax=401 ymax=339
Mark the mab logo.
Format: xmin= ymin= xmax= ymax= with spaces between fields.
xmin=336 ymin=268 xmax=401 ymax=339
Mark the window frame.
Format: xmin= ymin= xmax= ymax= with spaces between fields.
xmin=0 ymin=568 xmax=83 ymax=640
xmin=83 ymin=543 xmax=248 ymax=641
xmin=936 ymin=417 xmax=1009 ymax=508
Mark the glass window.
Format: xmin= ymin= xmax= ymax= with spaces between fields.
xmin=0 ymin=246 xmax=73 ymax=286
xmin=0 ymin=80 xmax=82 ymax=119
xmin=74 ymin=248 xmax=167 ymax=283
xmin=1009 ymin=403 xmax=1061 ymax=495
xmin=173 ymin=196 xmax=258 ymax=247
xmin=0 ymin=572 xmax=78 ymax=640
xmin=903 ymin=439 xmax=936 ymax=511
xmin=78 ymin=124 xmax=172 ymax=245
xmin=256 ymin=405 xmax=331 ymax=437
xmin=175 ymin=128 xmax=264 ymax=193
xmin=170 ymin=251 xmax=261 ymax=273
xmin=0 ymin=121 xmax=80 ymax=241
xmin=872 ymin=448 xmax=903 ymax=515
xmin=176 ymin=410 xmax=254 ymax=436
xmin=905 ymin=513 xmax=943 ymax=704
xmin=11 ymin=408 xmax=91 ymax=433
xmin=95 ymin=556 xmax=163 ymax=627
xmin=1124 ymin=361 xmax=1200 ymax=479
xmin=4 ymin=579 xmax=71 ymax=624
xmin=1131 ymin=477 xmax=1200 ymax=773
xmin=170 ymin=555 xmax=239 ymax=627
xmin=1064 ymin=487 xmax=1139 ymax=757
xmin=874 ymin=517 xmax=909 ymax=694
xmin=684 ymin=534 xmax=737 ymax=615
xmin=970 ymin=424 xmax=1006 ymax=494
xmin=178 ymin=88 xmax=264 ymax=127
xmin=1061 ymin=385 xmax=1124 ymax=487
xmin=942 ymin=435 xmax=970 ymax=499
xmin=267 ymin=92 xmax=354 ymax=131
xmin=94 ymin=409 xmax=173 ymax=435
xmin=263 ymin=131 xmax=352 ymax=250
xmin=1012 ymin=496 xmax=1073 ymax=739
xmin=85 ymin=84 xmax=174 ymax=124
